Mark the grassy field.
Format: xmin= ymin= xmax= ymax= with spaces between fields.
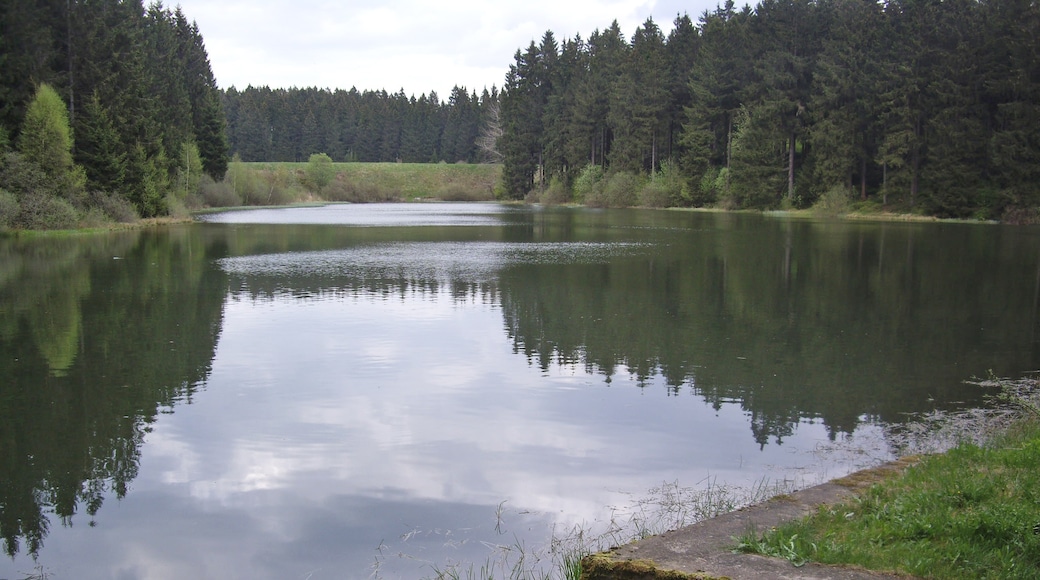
xmin=208 ymin=161 xmax=501 ymax=208
xmin=736 ymin=376 xmax=1040 ymax=579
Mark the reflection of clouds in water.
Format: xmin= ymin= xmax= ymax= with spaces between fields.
xmin=150 ymin=296 xmax=877 ymax=516
xmin=30 ymin=280 xmax=887 ymax=579
xmin=198 ymin=202 xmax=513 ymax=226
xmin=217 ymin=241 xmax=652 ymax=282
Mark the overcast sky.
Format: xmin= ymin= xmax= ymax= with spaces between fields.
xmin=174 ymin=0 xmax=732 ymax=98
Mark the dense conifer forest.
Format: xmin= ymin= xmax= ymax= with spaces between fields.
xmin=498 ymin=0 xmax=1040 ymax=219
xmin=2 ymin=0 xmax=1039 ymax=227
xmin=221 ymin=85 xmax=500 ymax=164
xmin=0 ymin=0 xmax=227 ymax=226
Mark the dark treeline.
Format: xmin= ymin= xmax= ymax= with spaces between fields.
xmin=221 ymin=85 xmax=501 ymax=164
xmin=0 ymin=0 xmax=228 ymax=224
xmin=499 ymin=0 xmax=1040 ymax=219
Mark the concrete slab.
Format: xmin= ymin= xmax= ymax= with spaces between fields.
xmin=581 ymin=458 xmax=921 ymax=580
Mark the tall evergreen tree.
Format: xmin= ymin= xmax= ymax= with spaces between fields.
xmin=609 ymin=18 xmax=669 ymax=174
xmin=76 ymin=91 xmax=126 ymax=192
xmin=683 ymin=2 xmax=754 ymax=202
xmin=810 ymin=0 xmax=883 ymax=200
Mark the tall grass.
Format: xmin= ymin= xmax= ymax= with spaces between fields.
xmin=216 ymin=161 xmax=501 ymax=207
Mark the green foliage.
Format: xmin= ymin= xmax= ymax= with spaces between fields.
xmin=812 ymin=185 xmax=853 ymax=217
xmin=0 ymin=1 xmax=228 ymax=227
xmin=694 ymin=166 xmax=728 ymax=206
xmin=213 ymin=161 xmax=499 ymax=206
xmin=77 ymin=92 xmax=127 ymax=193
xmin=494 ymin=1 xmax=1040 ymax=219
xmin=87 ymin=191 xmax=139 ymax=223
xmin=17 ymin=84 xmax=83 ymax=198
xmin=539 ymin=176 xmax=572 ymax=205
xmin=0 ymin=189 xmax=17 ymax=228
xmin=199 ymin=175 xmax=241 ymax=207
xmin=305 ymin=152 xmax=335 ymax=193
xmin=727 ymin=105 xmax=786 ymax=209
xmin=585 ymin=171 xmax=642 ymax=208
xmin=572 ymin=164 xmax=605 ymax=204
xmin=18 ymin=84 xmax=73 ymax=172
xmin=172 ymin=140 xmax=203 ymax=201
xmin=644 ymin=161 xmax=685 ymax=207
xmin=14 ymin=193 xmax=79 ymax=230
xmin=738 ymin=378 xmax=1040 ymax=579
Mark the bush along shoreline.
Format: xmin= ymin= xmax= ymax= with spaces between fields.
xmin=735 ymin=375 xmax=1040 ymax=579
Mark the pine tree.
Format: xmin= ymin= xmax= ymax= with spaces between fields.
xmin=663 ymin=13 xmax=699 ymax=167
xmin=749 ymin=0 xmax=822 ymax=204
xmin=608 ymin=18 xmax=669 ymax=174
xmin=810 ymin=0 xmax=883 ymax=200
xmin=76 ymin=91 xmax=126 ymax=192
xmin=682 ymin=2 xmax=753 ymax=203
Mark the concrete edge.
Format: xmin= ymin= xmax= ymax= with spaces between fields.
xmin=580 ymin=457 xmax=923 ymax=580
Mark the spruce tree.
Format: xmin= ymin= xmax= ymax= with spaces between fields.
xmin=76 ymin=91 xmax=126 ymax=192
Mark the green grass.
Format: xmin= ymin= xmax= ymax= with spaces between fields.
xmin=736 ymin=377 xmax=1040 ymax=579
xmin=241 ymin=161 xmax=501 ymax=203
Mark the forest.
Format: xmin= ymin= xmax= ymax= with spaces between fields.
xmin=0 ymin=0 xmax=227 ymax=226
xmin=498 ymin=0 xmax=1040 ymax=219
xmin=221 ymin=85 xmax=500 ymax=165
xmin=2 ymin=0 xmax=1039 ymax=228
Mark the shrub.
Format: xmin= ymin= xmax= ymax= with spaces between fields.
xmin=639 ymin=164 xmax=685 ymax=208
xmin=0 ymin=152 xmax=55 ymax=198
xmin=305 ymin=153 xmax=335 ymax=193
xmin=322 ymin=178 xmax=356 ymax=202
xmin=0 ymin=189 xmax=18 ymax=228
xmin=587 ymin=171 xmax=641 ymax=208
xmin=15 ymin=193 xmax=78 ymax=230
xmin=88 ymin=190 xmax=139 ymax=223
xmin=539 ymin=177 xmax=571 ymax=205
xmin=695 ymin=166 xmax=728 ymax=206
xmin=813 ymin=184 xmax=853 ymax=217
xmin=77 ymin=206 xmax=111 ymax=228
xmin=435 ymin=184 xmax=494 ymax=202
xmin=200 ymin=175 xmax=241 ymax=207
xmin=573 ymin=164 xmax=605 ymax=204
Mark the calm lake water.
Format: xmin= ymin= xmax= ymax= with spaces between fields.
xmin=2 ymin=203 xmax=1038 ymax=579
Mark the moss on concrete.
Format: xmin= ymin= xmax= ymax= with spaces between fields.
xmin=580 ymin=552 xmax=727 ymax=580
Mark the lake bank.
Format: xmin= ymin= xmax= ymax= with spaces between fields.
xmin=5 ymin=160 xmax=1037 ymax=233
xmin=583 ymin=376 xmax=1040 ymax=580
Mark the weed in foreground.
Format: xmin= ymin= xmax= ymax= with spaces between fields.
xmin=368 ymin=475 xmax=801 ymax=580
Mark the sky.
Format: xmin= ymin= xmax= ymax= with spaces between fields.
xmin=174 ymin=0 xmax=731 ymax=98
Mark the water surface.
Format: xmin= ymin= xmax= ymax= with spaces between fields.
xmin=2 ymin=203 xmax=1038 ymax=578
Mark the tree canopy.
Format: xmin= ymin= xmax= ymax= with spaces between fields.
xmin=497 ymin=0 xmax=1040 ymax=220
xmin=221 ymin=85 xmax=500 ymax=164
xmin=0 ymin=0 xmax=228 ymax=221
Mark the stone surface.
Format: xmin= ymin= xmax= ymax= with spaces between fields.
xmin=581 ymin=458 xmax=922 ymax=580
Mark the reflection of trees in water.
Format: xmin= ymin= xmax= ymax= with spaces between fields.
xmin=497 ymin=220 xmax=1040 ymax=447
xmin=0 ymin=230 xmax=227 ymax=557
xmin=223 ymin=217 xmax=1040 ymax=450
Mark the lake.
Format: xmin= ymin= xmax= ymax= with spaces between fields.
xmin=1 ymin=203 xmax=1038 ymax=579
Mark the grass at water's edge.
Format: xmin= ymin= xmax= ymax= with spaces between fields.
xmin=735 ymin=376 xmax=1040 ymax=579
xmin=5 ymin=159 xmax=1030 ymax=234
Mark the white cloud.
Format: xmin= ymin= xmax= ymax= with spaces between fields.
xmin=173 ymin=0 xmax=726 ymax=96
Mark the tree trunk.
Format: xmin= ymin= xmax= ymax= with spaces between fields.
xmin=860 ymin=157 xmax=867 ymax=200
xmin=787 ymin=131 xmax=796 ymax=202
xmin=651 ymin=130 xmax=657 ymax=173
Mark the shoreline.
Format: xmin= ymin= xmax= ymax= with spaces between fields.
xmin=1 ymin=199 xmax=1027 ymax=236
